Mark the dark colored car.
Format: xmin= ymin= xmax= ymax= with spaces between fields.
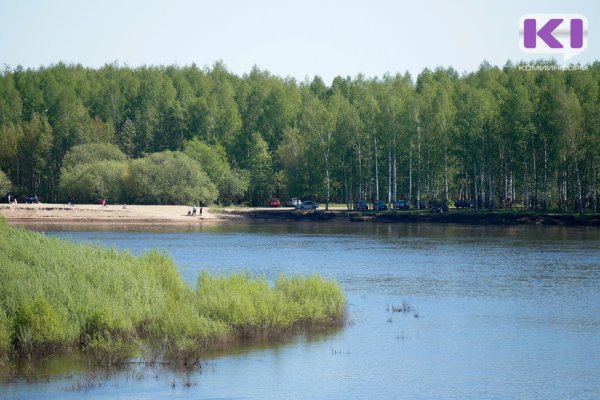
xmin=429 ymin=200 xmax=443 ymax=213
xmin=413 ymin=200 xmax=427 ymax=210
xmin=393 ymin=199 xmax=410 ymax=210
xmin=455 ymin=199 xmax=471 ymax=209
xmin=354 ymin=199 xmax=368 ymax=211
xmin=373 ymin=200 xmax=388 ymax=211
xmin=25 ymin=194 xmax=39 ymax=204
xmin=268 ymin=198 xmax=281 ymax=207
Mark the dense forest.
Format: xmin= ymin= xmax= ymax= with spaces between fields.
xmin=0 ymin=60 xmax=599 ymax=212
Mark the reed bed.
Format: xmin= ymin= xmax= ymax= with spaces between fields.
xmin=0 ymin=220 xmax=346 ymax=368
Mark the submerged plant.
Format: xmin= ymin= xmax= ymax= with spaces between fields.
xmin=83 ymin=333 xmax=136 ymax=367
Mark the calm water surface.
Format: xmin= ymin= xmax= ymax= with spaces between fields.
xmin=2 ymin=222 xmax=600 ymax=399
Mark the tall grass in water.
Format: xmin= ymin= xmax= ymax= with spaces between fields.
xmin=0 ymin=220 xmax=346 ymax=368
xmin=198 ymin=272 xmax=346 ymax=337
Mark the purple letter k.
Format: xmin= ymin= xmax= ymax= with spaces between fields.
xmin=524 ymin=18 xmax=563 ymax=48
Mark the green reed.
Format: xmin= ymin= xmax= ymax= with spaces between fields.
xmin=0 ymin=220 xmax=346 ymax=367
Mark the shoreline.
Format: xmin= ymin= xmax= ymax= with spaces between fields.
xmin=219 ymin=208 xmax=600 ymax=227
xmin=2 ymin=203 xmax=600 ymax=227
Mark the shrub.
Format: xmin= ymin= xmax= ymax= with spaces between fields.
xmin=123 ymin=151 xmax=218 ymax=205
xmin=184 ymin=139 xmax=249 ymax=205
xmin=59 ymin=160 xmax=126 ymax=203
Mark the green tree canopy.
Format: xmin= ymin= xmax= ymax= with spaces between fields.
xmin=59 ymin=160 xmax=126 ymax=203
xmin=247 ymin=133 xmax=273 ymax=206
xmin=123 ymin=151 xmax=217 ymax=205
xmin=0 ymin=170 xmax=11 ymax=198
xmin=61 ymin=143 xmax=127 ymax=170
xmin=184 ymin=138 xmax=248 ymax=204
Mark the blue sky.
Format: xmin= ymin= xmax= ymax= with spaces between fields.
xmin=0 ymin=0 xmax=598 ymax=82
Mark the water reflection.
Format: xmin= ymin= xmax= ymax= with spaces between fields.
xmin=1 ymin=326 xmax=343 ymax=385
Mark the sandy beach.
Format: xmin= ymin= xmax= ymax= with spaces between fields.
xmin=0 ymin=203 xmax=345 ymax=224
xmin=0 ymin=203 xmax=221 ymax=223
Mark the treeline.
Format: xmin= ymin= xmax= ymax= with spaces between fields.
xmin=0 ymin=61 xmax=599 ymax=211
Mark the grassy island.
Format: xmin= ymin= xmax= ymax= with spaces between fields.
xmin=0 ymin=220 xmax=346 ymax=370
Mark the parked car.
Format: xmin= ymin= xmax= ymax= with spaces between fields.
xmin=454 ymin=199 xmax=471 ymax=209
xmin=296 ymin=200 xmax=319 ymax=210
xmin=285 ymin=198 xmax=302 ymax=207
xmin=25 ymin=194 xmax=39 ymax=204
xmin=373 ymin=200 xmax=388 ymax=211
xmin=429 ymin=200 xmax=443 ymax=213
xmin=413 ymin=199 xmax=427 ymax=210
xmin=393 ymin=199 xmax=410 ymax=210
xmin=268 ymin=198 xmax=281 ymax=207
xmin=353 ymin=199 xmax=368 ymax=211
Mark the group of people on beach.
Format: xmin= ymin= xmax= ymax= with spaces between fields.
xmin=188 ymin=205 xmax=203 ymax=217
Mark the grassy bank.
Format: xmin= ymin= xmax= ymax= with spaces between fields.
xmin=0 ymin=219 xmax=346 ymax=369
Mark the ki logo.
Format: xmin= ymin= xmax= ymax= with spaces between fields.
xmin=519 ymin=14 xmax=587 ymax=61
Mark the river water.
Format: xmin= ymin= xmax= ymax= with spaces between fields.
xmin=2 ymin=222 xmax=600 ymax=399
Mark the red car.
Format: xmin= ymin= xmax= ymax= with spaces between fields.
xmin=268 ymin=198 xmax=281 ymax=207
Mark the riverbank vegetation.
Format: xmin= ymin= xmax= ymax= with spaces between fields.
xmin=1 ymin=60 xmax=599 ymax=211
xmin=0 ymin=170 xmax=10 ymax=199
xmin=0 ymin=220 xmax=346 ymax=370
